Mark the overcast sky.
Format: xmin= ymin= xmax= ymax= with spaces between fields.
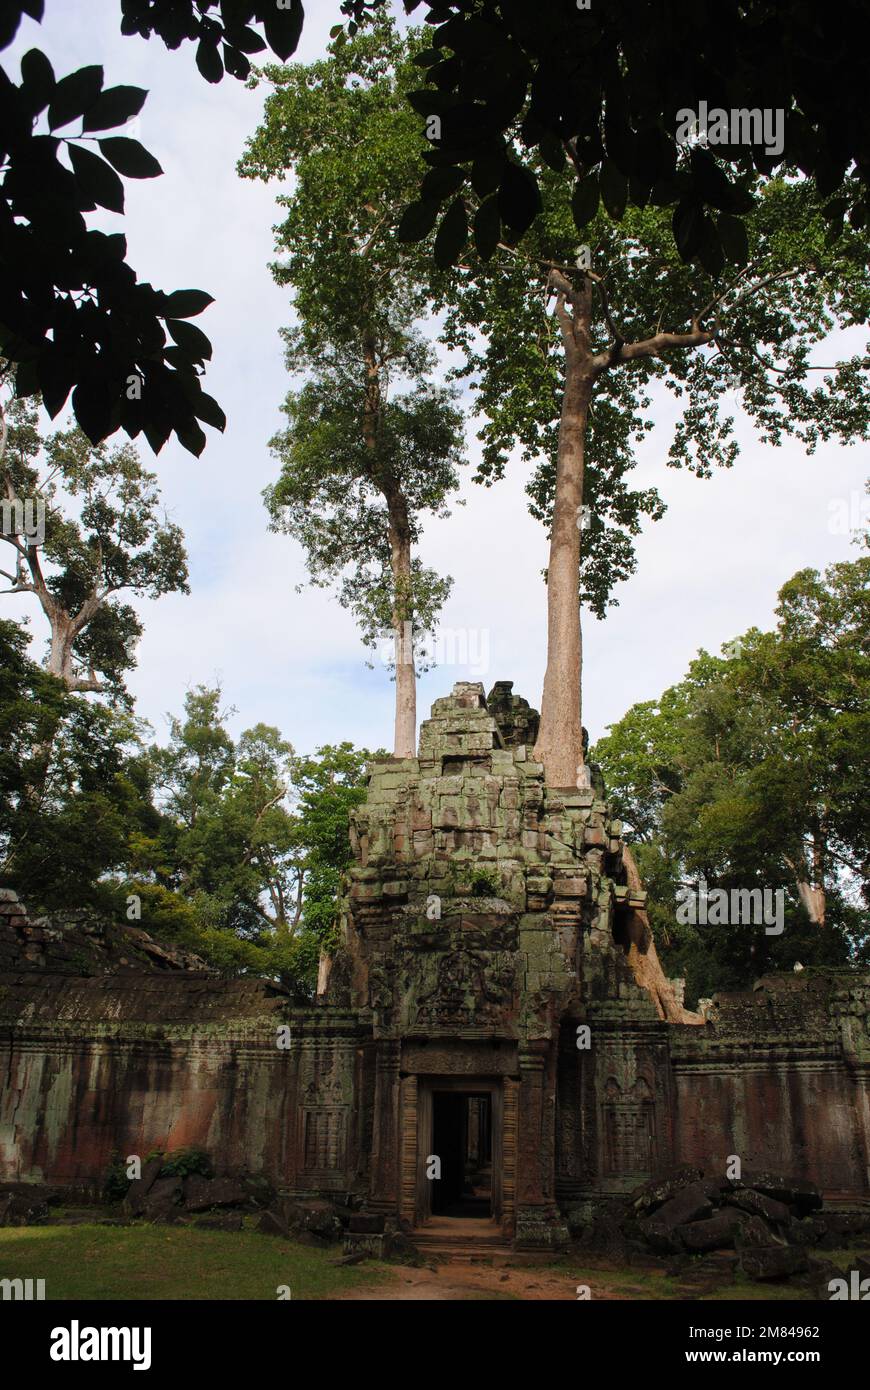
xmin=7 ymin=3 xmax=869 ymax=758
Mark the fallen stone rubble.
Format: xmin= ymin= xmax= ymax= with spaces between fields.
xmin=570 ymin=1165 xmax=870 ymax=1294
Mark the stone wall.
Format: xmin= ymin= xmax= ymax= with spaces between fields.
xmin=0 ymin=966 xmax=296 ymax=1185
xmin=671 ymin=973 xmax=870 ymax=1194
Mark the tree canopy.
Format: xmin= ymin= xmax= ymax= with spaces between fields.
xmin=592 ymin=556 xmax=870 ymax=1002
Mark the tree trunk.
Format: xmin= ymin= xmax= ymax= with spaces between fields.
xmin=621 ymin=846 xmax=705 ymax=1025
xmin=533 ymin=359 xmax=592 ymax=787
xmin=388 ymin=500 xmax=416 ymax=760
xmin=47 ymin=617 xmax=76 ymax=686
xmin=785 ymin=839 xmax=826 ymax=926
xmin=362 ymin=334 xmax=417 ymax=759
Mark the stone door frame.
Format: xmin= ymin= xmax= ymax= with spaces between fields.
xmin=408 ymin=1075 xmax=506 ymax=1228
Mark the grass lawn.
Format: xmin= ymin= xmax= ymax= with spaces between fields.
xmin=0 ymin=1222 xmax=395 ymax=1301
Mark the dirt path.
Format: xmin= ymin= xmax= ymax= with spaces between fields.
xmin=333 ymin=1262 xmax=640 ymax=1301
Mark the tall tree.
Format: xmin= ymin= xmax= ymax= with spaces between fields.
xmin=1 ymin=393 xmax=188 ymax=697
xmin=438 ymin=174 xmax=870 ymax=785
xmin=240 ymin=17 xmax=465 ymax=757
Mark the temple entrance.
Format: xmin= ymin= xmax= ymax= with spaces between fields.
xmin=431 ymin=1092 xmax=493 ymax=1216
xmin=415 ymin=1077 xmax=504 ymax=1225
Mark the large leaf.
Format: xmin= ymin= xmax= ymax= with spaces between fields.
xmin=82 ymin=85 xmax=147 ymax=132
xmin=717 ymin=212 xmax=749 ymax=267
xmin=433 ymin=197 xmax=468 ymax=268
xmin=571 ymin=174 xmax=600 ymax=231
xmin=48 ymin=65 xmax=103 ymax=131
xmin=421 ymin=165 xmax=466 ymax=200
xmin=599 ymin=159 xmax=628 ymax=222
xmin=190 ymin=389 xmax=226 ymax=431
xmin=98 ymin=137 xmax=162 ymax=179
xmin=672 ymin=198 xmax=706 ymax=261
xmin=19 ymin=48 xmax=55 ymax=116
xmin=690 ymin=147 xmax=742 ymax=212
xmin=497 ymin=160 xmax=540 ymax=236
xmin=196 ymin=37 xmax=224 ymax=84
xmin=166 ymin=318 xmax=213 ymax=362
xmin=263 ymin=0 xmax=304 ymax=62
xmin=160 ymin=289 xmax=215 ymax=319
xmin=397 ymin=198 xmax=440 ymax=243
xmin=473 ymin=195 xmax=500 ymax=261
xmin=68 ymin=143 xmax=125 ymax=214
xmin=72 ymin=379 xmax=117 ymax=446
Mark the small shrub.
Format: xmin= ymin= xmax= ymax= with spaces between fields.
xmin=470 ymin=870 xmax=500 ymax=898
xmin=159 ymin=1148 xmax=213 ymax=1180
xmin=102 ymin=1152 xmax=131 ymax=1201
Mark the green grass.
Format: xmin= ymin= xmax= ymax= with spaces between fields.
xmin=0 ymin=1222 xmax=395 ymax=1301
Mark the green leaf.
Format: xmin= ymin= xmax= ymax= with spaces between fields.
xmin=397 ymin=199 xmax=440 ymax=243
xmin=599 ymin=160 xmax=628 ymax=222
xmin=160 ymin=290 xmax=215 ymax=319
xmin=48 ymin=65 xmax=103 ymax=131
xmin=98 ymin=137 xmax=162 ymax=179
xmin=571 ymin=174 xmax=599 ymax=230
xmin=82 ymin=85 xmax=147 ymax=132
xmin=433 ymin=197 xmax=468 ymax=268
xmin=473 ymin=195 xmax=500 ymax=261
xmin=68 ymin=143 xmax=125 ymax=214
xmin=166 ymin=318 xmax=213 ymax=362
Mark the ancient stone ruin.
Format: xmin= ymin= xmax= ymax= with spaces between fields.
xmin=1 ymin=682 xmax=869 ymax=1256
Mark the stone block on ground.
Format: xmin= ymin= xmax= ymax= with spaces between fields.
xmin=739 ymin=1246 xmax=808 ymax=1281
xmin=656 ymin=1181 xmax=715 ymax=1230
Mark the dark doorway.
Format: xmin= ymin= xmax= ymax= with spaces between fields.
xmin=431 ymin=1091 xmax=492 ymax=1217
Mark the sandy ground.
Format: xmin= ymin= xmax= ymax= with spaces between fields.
xmin=333 ymin=1261 xmax=647 ymax=1301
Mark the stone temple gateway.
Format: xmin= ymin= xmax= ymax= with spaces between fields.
xmin=1 ymin=682 xmax=869 ymax=1250
xmin=283 ymin=681 xmax=870 ymax=1248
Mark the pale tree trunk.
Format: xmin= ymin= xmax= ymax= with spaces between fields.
xmin=531 ymin=260 xmax=713 ymax=787
xmin=534 ymin=275 xmax=594 ymax=787
xmin=622 ymin=845 xmax=704 ymax=1025
xmin=785 ymin=833 xmax=826 ymax=926
xmin=362 ymin=332 xmax=417 ymax=759
xmin=387 ymin=494 xmax=416 ymax=759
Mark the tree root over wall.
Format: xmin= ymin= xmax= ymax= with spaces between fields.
xmin=620 ymin=846 xmax=705 ymax=1026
